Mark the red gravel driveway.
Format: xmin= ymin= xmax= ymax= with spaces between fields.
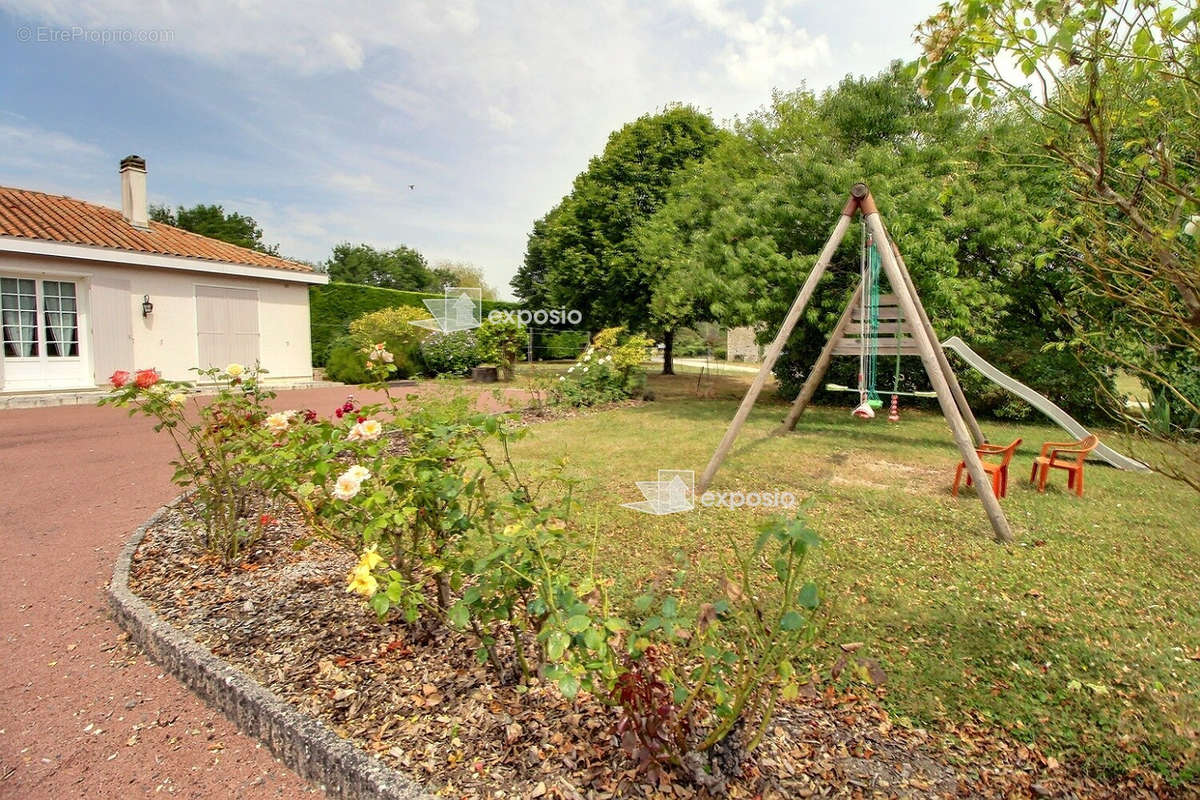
xmin=0 ymin=383 xmax=524 ymax=799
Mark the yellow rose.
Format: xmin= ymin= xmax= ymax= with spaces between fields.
xmin=225 ymin=363 xmax=245 ymax=377
xmin=168 ymin=392 xmax=186 ymax=407
xmin=358 ymin=547 xmax=385 ymax=571
xmin=346 ymin=565 xmax=378 ymax=597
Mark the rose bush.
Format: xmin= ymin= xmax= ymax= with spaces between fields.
xmin=100 ymin=363 xmax=277 ymax=561
xmin=553 ymin=326 xmax=653 ymax=407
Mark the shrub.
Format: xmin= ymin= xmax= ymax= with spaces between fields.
xmin=542 ymin=330 xmax=590 ymax=360
xmin=421 ymin=329 xmax=484 ymax=376
xmin=324 ymin=335 xmax=375 ymax=384
xmin=552 ymin=327 xmax=653 ymax=407
xmin=348 ymin=305 xmax=432 ymax=378
xmin=100 ymin=364 xmax=276 ymax=562
xmin=475 ymin=316 xmax=526 ymax=380
xmin=951 ymin=346 xmax=1121 ymax=426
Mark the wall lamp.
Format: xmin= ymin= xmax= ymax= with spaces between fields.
xmin=142 ymin=294 xmax=154 ymax=317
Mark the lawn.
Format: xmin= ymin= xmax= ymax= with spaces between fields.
xmin=504 ymin=373 xmax=1200 ymax=785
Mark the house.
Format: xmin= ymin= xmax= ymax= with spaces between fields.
xmin=726 ymin=325 xmax=763 ymax=362
xmin=0 ymin=156 xmax=327 ymax=392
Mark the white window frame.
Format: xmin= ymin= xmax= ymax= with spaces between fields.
xmin=0 ymin=267 xmax=93 ymax=391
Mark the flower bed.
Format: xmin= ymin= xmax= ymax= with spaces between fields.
xmin=127 ymin=502 xmax=994 ymax=798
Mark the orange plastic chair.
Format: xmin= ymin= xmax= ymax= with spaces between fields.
xmin=953 ymin=438 xmax=1022 ymax=499
xmin=1030 ymin=434 xmax=1099 ymax=497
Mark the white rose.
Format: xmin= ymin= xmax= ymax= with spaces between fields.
xmin=332 ymin=474 xmax=361 ymax=500
xmin=265 ymin=412 xmax=290 ymax=432
xmin=1185 ymin=215 xmax=1200 ymax=237
xmin=343 ymin=465 xmax=371 ymax=483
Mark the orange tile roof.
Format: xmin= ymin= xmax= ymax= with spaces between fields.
xmin=0 ymin=186 xmax=314 ymax=274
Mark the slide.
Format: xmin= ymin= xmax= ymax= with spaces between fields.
xmin=940 ymin=336 xmax=1150 ymax=472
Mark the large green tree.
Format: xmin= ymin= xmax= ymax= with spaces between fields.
xmin=324 ymin=243 xmax=437 ymax=292
xmin=150 ymin=203 xmax=279 ymax=255
xmin=514 ymin=105 xmax=724 ymax=372
xmin=917 ymin=0 xmax=1200 ymax=489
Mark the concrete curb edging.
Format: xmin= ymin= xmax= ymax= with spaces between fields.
xmin=107 ymin=498 xmax=435 ymax=800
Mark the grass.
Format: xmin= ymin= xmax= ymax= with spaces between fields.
xmin=503 ymin=373 xmax=1200 ymax=785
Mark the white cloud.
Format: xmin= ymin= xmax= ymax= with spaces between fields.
xmin=0 ymin=115 xmax=104 ymax=169
xmin=328 ymin=32 xmax=364 ymax=71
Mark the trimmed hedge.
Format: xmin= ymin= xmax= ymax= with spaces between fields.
xmin=309 ymin=282 xmax=516 ymax=366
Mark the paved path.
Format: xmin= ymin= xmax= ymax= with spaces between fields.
xmin=0 ymin=383 xmax=524 ymax=799
xmin=649 ymin=357 xmax=764 ymax=375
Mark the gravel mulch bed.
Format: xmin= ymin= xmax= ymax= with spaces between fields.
xmin=127 ymin=501 xmax=1177 ymax=799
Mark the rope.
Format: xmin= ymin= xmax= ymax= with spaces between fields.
xmin=866 ymin=236 xmax=881 ymax=404
xmin=858 ymin=223 xmax=867 ymax=399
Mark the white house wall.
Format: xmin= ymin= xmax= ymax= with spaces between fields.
xmin=0 ymin=251 xmax=314 ymax=386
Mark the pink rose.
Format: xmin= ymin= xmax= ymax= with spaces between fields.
xmin=134 ymin=369 xmax=160 ymax=389
xmin=110 ymin=370 xmax=131 ymax=388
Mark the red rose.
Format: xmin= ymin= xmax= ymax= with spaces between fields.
xmin=357 ymin=415 xmax=366 ymax=423
xmin=110 ymin=370 xmax=131 ymax=388
xmin=335 ymin=408 xmax=344 ymax=419
xmin=134 ymin=369 xmax=160 ymax=389
xmin=303 ymin=409 xmax=318 ymax=423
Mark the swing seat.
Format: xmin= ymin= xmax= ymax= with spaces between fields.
xmin=852 ymin=401 xmax=875 ymax=419
xmin=953 ymin=438 xmax=1022 ymax=499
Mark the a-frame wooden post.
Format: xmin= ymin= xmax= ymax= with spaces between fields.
xmin=778 ymin=282 xmax=864 ymax=432
xmin=863 ymin=204 xmax=1013 ymax=543
xmin=696 ymin=188 xmax=862 ymax=494
xmin=888 ymin=243 xmax=987 ymax=447
xmin=697 ymin=182 xmax=1014 ymax=544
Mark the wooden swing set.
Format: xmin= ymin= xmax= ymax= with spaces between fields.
xmin=697 ymin=183 xmax=1013 ymax=544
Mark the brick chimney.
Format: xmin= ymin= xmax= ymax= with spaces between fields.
xmin=119 ymin=155 xmax=149 ymax=229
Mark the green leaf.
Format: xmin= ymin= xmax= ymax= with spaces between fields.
xmin=565 ymin=614 xmax=591 ymax=634
xmin=583 ymin=627 xmax=605 ymax=651
xmin=798 ymin=582 xmax=819 ymax=609
xmin=369 ymin=592 xmax=390 ymax=618
xmin=546 ymin=630 xmax=570 ymax=661
xmin=780 ymin=611 xmax=806 ymax=631
xmin=448 ymin=602 xmax=470 ymax=628
xmin=556 ymin=673 xmax=580 ymax=699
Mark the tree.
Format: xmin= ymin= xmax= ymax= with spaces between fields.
xmin=150 ymin=203 xmax=279 ymax=255
xmin=634 ymin=65 xmax=1106 ymax=422
xmin=324 ymin=243 xmax=438 ymax=292
xmin=917 ymin=0 xmax=1200 ymax=490
xmin=431 ymin=260 xmax=498 ymax=299
xmin=514 ymin=105 xmax=724 ymax=373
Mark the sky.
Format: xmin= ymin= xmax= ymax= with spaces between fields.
xmin=0 ymin=0 xmax=941 ymax=299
